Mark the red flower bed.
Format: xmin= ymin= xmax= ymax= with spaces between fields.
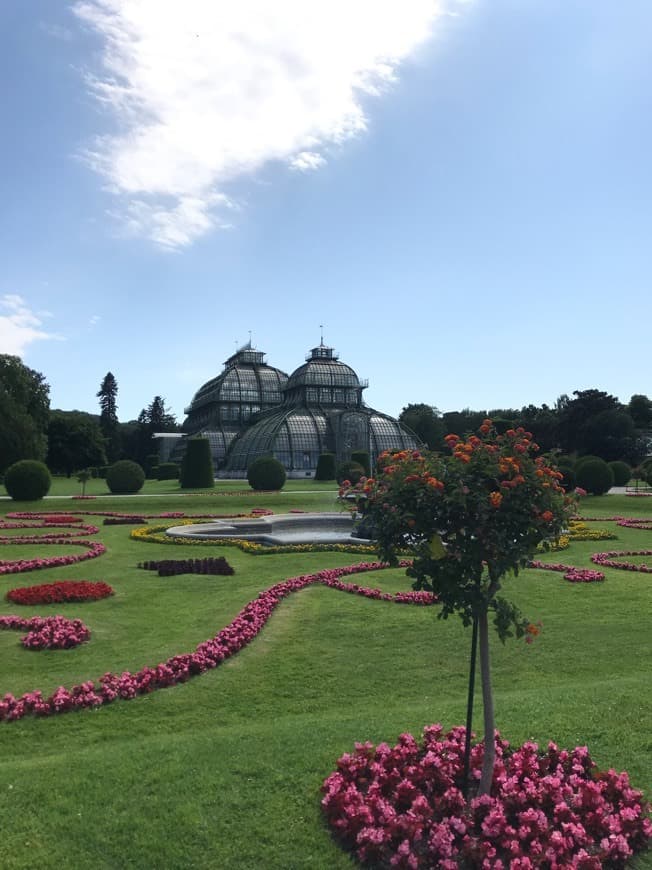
xmin=0 ymin=615 xmax=90 ymax=650
xmin=0 ymin=521 xmax=100 ymax=539
xmin=321 ymin=725 xmax=652 ymax=868
xmin=0 ymin=561 xmax=432 ymax=722
xmin=7 ymin=581 xmax=114 ymax=605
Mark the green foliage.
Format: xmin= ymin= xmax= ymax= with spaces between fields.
xmin=4 ymin=459 xmax=52 ymax=500
xmin=399 ymin=404 xmax=444 ymax=449
xmin=0 ymin=354 xmax=50 ymax=473
xmin=628 ymin=393 xmax=652 ymax=429
xmin=157 ymin=462 xmax=180 ymax=481
xmin=315 ymin=452 xmax=336 ymax=481
xmin=145 ymin=453 xmax=160 ymax=479
xmin=97 ymin=372 xmax=121 ymax=463
xmin=575 ymin=458 xmax=614 ymax=495
xmin=47 ymin=410 xmax=107 ymax=476
xmin=350 ymin=450 xmax=371 ymax=476
xmin=106 ymin=460 xmax=146 ymax=494
xmin=336 ymin=460 xmax=365 ymax=485
xmin=608 ymin=460 xmax=631 ymax=486
xmin=557 ymin=463 xmax=576 ymax=491
xmin=247 ymin=456 xmax=287 ymax=491
xmin=180 ymin=438 xmax=215 ymax=489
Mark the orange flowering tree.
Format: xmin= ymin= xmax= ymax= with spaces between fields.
xmin=344 ymin=421 xmax=574 ymax=794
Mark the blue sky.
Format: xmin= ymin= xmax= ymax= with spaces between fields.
xmin=1 ymin=0 xmax=650 ymax=424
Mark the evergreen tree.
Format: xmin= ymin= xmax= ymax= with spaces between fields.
xmin=97 ymin=372 xmax=121 ymax=462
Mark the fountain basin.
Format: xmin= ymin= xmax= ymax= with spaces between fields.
xmin=165 ymin=512 xmax=371 ymax=546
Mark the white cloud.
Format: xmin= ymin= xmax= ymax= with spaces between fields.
xmin=0 ymin=295 xmax=63 ymax=356
xmin=89 ymin=315 xmax=101 ymax=326
xmin=73 ymin=0 xmax=444 ymax=248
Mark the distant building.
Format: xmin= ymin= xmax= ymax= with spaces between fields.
xmin=177 ymin=340 xmax=419 ymax=478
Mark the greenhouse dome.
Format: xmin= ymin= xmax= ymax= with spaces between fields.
xmin=223 ymin=344 xmax=419 ymax=478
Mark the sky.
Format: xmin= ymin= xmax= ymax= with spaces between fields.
xmin=1 ymin=0 xmax=651 ymax=424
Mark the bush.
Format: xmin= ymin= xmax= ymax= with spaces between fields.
xmin=145 ymin=453 xmax=159 ymax=479
xmin=180 ymin=438 xmax=214 ymax=489
xmin=608 ymin=460 xmax=631 ymax=486
xmin=574 ymin=455 xmax=602 ymax=472
xmin=575 ymin=458 xmax=614 ymax=495
xmin=350 ymin=450 xmax=371 ymax=476
xmin=315 ymin=452 xmax=336 ymax=481
xmin=4 ymin=460 xmax=51 ymax=501
xmin=106 ymin=460 xmax=146 ymax=494
xmin=247 ymin=456 xmax=286 ymax=491
xmin=556 ymin=461 xmax=576 ymax=492
xmin=157 ymin=462 xmax=180 ymax=481
xmin=336 ymin=460 xmax=366 ymax=486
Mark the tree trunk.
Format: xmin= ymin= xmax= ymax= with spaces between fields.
xmin=478 ymin=608 xmax=495 ymax=796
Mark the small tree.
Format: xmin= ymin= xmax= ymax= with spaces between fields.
xmin=344 ymin=421 xmax=572 ymax=795
xmin=76 ymin=469 xmax=92 ymax=496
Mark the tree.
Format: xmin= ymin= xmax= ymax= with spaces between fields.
xmin=580 ymin=409 xmax=637 ymax=463
xmin=47 ymin=411 xmax=107 ymax=476
xmin=628 ymin=394 xmax=652 ymax=430
xmin=557 ymin=389 xmax=621 ymax=454
xmin=344 ymin=422 xmax=571 ymax=795
xmin=0 ymin=355 xmax=50 ymax=473
xmin=399 ymin=404 xmax=444 ymax=449
xmin=442 ymin=408 xmax=487 ymax=438
xmin=133 ymin=396 xmax=179 ymax=466
xmin=97 ymin=372 xmax=121 ymax=462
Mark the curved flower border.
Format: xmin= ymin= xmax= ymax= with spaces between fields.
xmin=591 ymin=550 xmax=652 ymax=573
xmin=0 ymin=521 xmax=100 ymax=539
xmin=0 ymin=561 xmax=433 ymax=722
xmin=527 ymin=561 xmax=605 ymax=583
xmin=0 ymin=540 xmax=107 ymax=576
xmin=0 ymin=615 xmax=91 ymax=650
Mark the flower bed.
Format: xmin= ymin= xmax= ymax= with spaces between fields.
xmin=138 ymin=557 xmax=235 ymax=577
xmin=0 ymin=521 xmax=100 ymax=539
xmin=527 ymin=561 xmax=605 ymax=583
xmin=131 ymin=522 xmax=377 ymax=555
xmin=321 ymin=724 xmax=652 ymax=868
xmin=591 ymin=550 xmax=652 ymax=573
xmin=103 ymin=517 xmax=147 ymax=525
xmin=567 ymin=521 xmax=617 ymax=542
xmin=0 ymin=540 xmax=106 ymax=576
xmin=0 ymin=615 xmax=90 ymax=650
xmin=7 ymin=581 xmax=114 ymax=605
xmin=0 ymin=560 xmax=435 ymax=722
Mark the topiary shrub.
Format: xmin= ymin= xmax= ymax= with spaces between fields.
xmin=4 ymin=460 xmax=52 ymax=501
xmin=608 ymin=460 xmax=631 ymax=486
xmin=157 ymin=462 xmax=180 ymax=481
xmin=315 ymin=452 xmax=336 ymax=481
xmin=180 ymin=438 xmax=214 ymax=489
xmin=575 ymin=458 xmax=614 ymax=495
xmin=574 ymin=455 xmax=602 ymax=472
xmin=145 ymin=453 xmax=159 ymax=479
xmin=351 ymin=450 xmax=371 ymax=476
xmin=336 ymin=460 xmax=366 ymax=486
xmin=247 ymin=456 xmax=286 ymax=491
xmin=106 ymin=460 xmax=146 ymax=494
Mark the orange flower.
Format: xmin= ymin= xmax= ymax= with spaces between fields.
xmin=489 ymin=491 xmax=503 ymax=508
xmin=541 ymin=510 xmax=553 ymax=522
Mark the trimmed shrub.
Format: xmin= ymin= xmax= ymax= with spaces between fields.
xmin=180 ymin=438 xmax=214 ymax=489
xmin=145 ymin=454 xmax=159 ymax=479
xmin=106 ymin=460 xmax=146 ymax=494
xmin=574 ymin=455 xmax=602 ymax=472
xmin=608 ymin=460 xmax=631 ymax=486
xmin=315 ymin=452 xmax=336 ymax=481
xmin=247 ymin=456 xmax=286 ymax=491
xmin=4 ymin=460 xmax=51 ymax=501
xmin=575 ymin=458 xmax=614 ymax=495
xmin=336 ymin=460 xmax=366 ymax=486
xmin=351 ymin=450 xmax=371 ymax=476
xmin=157 ymin=462 xmax=180 ymax=481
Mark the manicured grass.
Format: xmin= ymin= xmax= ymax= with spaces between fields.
xmin=0 ymin=489 xmax=651 ymax=868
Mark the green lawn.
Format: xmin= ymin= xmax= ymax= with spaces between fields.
xmin=0 ymin=486 xmax=651 ymax=868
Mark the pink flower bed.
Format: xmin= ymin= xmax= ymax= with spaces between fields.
xmin=7 ymin=580 xmax=114 ymax=605
xmin=0 ymin=521 xmax=100 ymax=538
xmin=0 ymin=561 xmax=432 ymax=722
xmin=0 ymin=540 xmax=106 ymax=576
xmin=321 ymin=725 xmax=652 ymax=868
xmin=0 ymin=615 xmax=90 ymax=650
xmin=527 ymin=561 xmax=605 ymax=583
xmin=591 ymin=551 xmax=652 ymax=573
